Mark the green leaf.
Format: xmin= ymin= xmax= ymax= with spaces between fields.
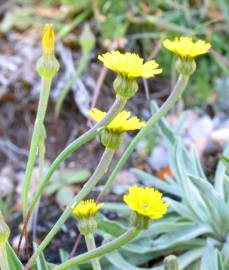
xmin=131 ymin=169 xmax=181 ymax=196
xmin=47 ymin=169 xmax=90 ymax=195
xmin=188 ymin=174 xmax=229 ymax=235
xmin=174 ymin=143 xmax=210 ymax=224
xmin=56 ymin=186 xmax=75 ymax=208
xmin=59 ymin=249 xmax=80 ymax=270
xmin=106 ymin=248 xmax=204 ymax=270
xmin=151 ymin=224 xmax=212 ymax=251
xmin=190 ymin=146 xmax=207 ymax=180
xmin=165 ymin=198 xmax=199 ymax=221
xmin=103 ymin=203 xmax=129 ymax=214
xmin=214 ymin=143 xmax=229 ymax=199
xmin=216 ymin=250 xmax=225 ymax=270
xmin=34 ymin=243 xmax=50 ymax=270
xmin=139 ymin=218 xmax=196 ymax=239
xmin=201 ymin=243 xmax=219 ymax=270
xmin=106 ymin=251 xmax=149 ymax=270
xmin=5 ymin=242 xmax=23 ymax=270
xmin=150 ymin=101 xmax=177 ymax=145
xmin=97 ymin=214 xmax=126 ymax=237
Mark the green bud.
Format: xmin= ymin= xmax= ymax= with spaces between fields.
xmin=79 ymin=24 xmax=95 ymax=52
xmin=163 ymin=255 xmax=179 ymax=270
xmin=101 ymin=130 xmax=123 ymax=149
xmin=78 ymin=216 xmax=97 ymax=235
xmin=175 ymin=58 xmax=196 ymax=76
xmin=36 ymin=54 xmax=60 ymax=79
xmin=113 ymin=75 xmax=138 ymax=99
xmin=130 ymin=212 xmax=151 ymax=230
xmin=0 ymin=212 xmax=10 ymax=245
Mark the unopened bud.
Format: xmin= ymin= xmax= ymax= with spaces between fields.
xmin=79 ymin=24 xmax=95 ymax=53
xmin=36 ymin=24 xmax=59 ymax=78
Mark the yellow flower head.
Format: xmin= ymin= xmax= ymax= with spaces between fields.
xmin=72 ymin=199 xmax=104 ymax=219
xmin=163 ymin=37 xmax=211 ymax=60
xmin=42 ymin=24 xmax=55 ymax=55
xmin=123 ymin=186 xmax=168 ymax=219
xmin=98 ymin=51 xmax=162 ymax=79
xmin=89 ymin=108 xmax=145 ymax=133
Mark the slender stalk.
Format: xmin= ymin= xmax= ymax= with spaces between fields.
xmin=99 ymin=75 xmax=189 ymax=198
xmin=32 ymin=138 xmax=46 ymax=241
xmin=25 ymin=148 xmax=115 ymax=269
xmin=0 ymin=245 xmax=10 ymax=270
xmin=53 ymin=228 xmax=139 ymax=270
xmin=27 ymin=96 xmax=126 ymax=217
xmin=55 ymin=53 xmax=90 ymax=117
xmin=22 ymin=78 xmax=52 ymax=218
xmin=85 ymin=234 xmax=102 ymax=270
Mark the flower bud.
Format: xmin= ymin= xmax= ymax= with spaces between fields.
xmin=36 ymin=55 xmax=59 ymax=78
xmin=79 ymin=24 xmax=95 ymax=53
xmin=0 ymin=212 xmax=10 ymax=245
xmin=163 ymin=255 xmax=179 ymax=270
xmin=101 ymin=130 xmax=123 ymax=149
xmin=175 ymin=58 xmax=196 ymax=76
xmin=113 ymin=75 xmax=138 ymax=99
xmin=36 ymin=24 xmax=59 ymax=79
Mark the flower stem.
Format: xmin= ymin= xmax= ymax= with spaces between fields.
xmin=85 ymin=234 xmax=102 ymax=270
xmin=25 ymin=148 xmax=115 ymax=269
xmin=53 ymin=228 xmax=139 ymax=270
xmin=99 ymin=74 xmax=189 ymax=198
xmin=27 ymin=96 xmax=126 ymax=218
xmin=22 ymin=78 xmax=52 ymax=218
xmin=0 ymin=245 xmax=10 ymax=270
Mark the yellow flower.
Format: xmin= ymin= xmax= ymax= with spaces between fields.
xmin=163 ymin=37 xmax=211 ymax=60
xmin=72 ymin=199 xmax=104 ymax=219
xmin=88 ymin=108 xmax=145 ymax=133
xmin=42 ymin=24 xmax=55 ymax=55
xmin=123 ymin=186 xmax=168 ymax=219
xmin=98 ymin=51 xmax=162 ymax=79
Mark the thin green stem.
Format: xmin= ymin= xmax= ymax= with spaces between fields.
xmin=53 ymin=228 xmax=139 ymax=270
xmin=0 ymin=245 xmax=10 ymax=270
xmin=27 ymin=96 xmax=126 ymax=217
xmin=55 ymin=53 xmax=90 ymax=117
xmin=22 ymin=78 xmax=52 ymax=218
xmin=85 ymin=234 xmax=102 ymax=270
xmin=56 ymin=9 xmax=91 ymax=40
xmin=25 ymin=148 xmax=115 ymax=269
xmin=99 ymin=75 xmax=189 ymax=198
xmin=32 ymin=137 xmax=46 ymax=241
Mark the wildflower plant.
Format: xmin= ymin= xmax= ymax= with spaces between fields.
xmin=131 ymin=104 xmax=229 ymax=269
xmin=0 ymin=24 xmax=215 ymax=270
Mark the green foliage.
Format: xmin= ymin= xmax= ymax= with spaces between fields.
xmin=33 ymin=243 xmax=51 ymax=270
xmin=93 ymin=102 xmax=229 ymax=270
xmin=5 ymin=242 xmax=24 ymax=270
